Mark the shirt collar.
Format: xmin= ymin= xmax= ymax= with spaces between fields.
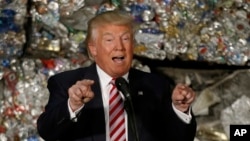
xmin=96 ymin=64 xmax=129 ymax=86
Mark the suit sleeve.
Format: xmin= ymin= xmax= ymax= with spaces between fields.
xmin=37 ymin=75 xmax=78 ymax=141
xmin=161 ymin=77 xmax=197 ymax=141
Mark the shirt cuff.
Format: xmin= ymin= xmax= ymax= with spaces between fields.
xmin=172 ymin=103 xmax=192 ymax=124
xmin=68 ymin=99 xmax=84 ymax=122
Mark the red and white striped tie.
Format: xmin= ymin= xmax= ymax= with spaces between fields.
xmin=109 ymin=78 xmax=126 ymax=141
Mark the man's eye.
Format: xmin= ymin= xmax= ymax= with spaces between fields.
xmin=105 ymin=39 xmax=113 ymax=42
xmin=123 ymin=37 xmax=130 ymax=41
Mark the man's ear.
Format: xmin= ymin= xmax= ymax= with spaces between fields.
xmin=88 ymin=42 xmax=97 ymax=56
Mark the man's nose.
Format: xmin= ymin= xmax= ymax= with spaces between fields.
xmin=115 ymin=39 xmax=125 ymax=50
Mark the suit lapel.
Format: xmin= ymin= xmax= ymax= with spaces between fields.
xmin=127 ymin=69 xmax=143 ymax=141
xmin=81 ymin=63 xmax=106 ymax=141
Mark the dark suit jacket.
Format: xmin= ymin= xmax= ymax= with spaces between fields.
xmin=37 ymin=63 xmax=197 ymax=141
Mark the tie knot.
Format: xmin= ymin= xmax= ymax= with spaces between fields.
xmin=110 ymin=78 xmax=116 ymax=85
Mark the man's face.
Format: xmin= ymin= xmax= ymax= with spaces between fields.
xmin=88 ymin=24 xmax=134 ymax=78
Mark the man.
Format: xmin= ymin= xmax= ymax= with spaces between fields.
xmin=37 ymin=10 xmax=197 ymax=141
